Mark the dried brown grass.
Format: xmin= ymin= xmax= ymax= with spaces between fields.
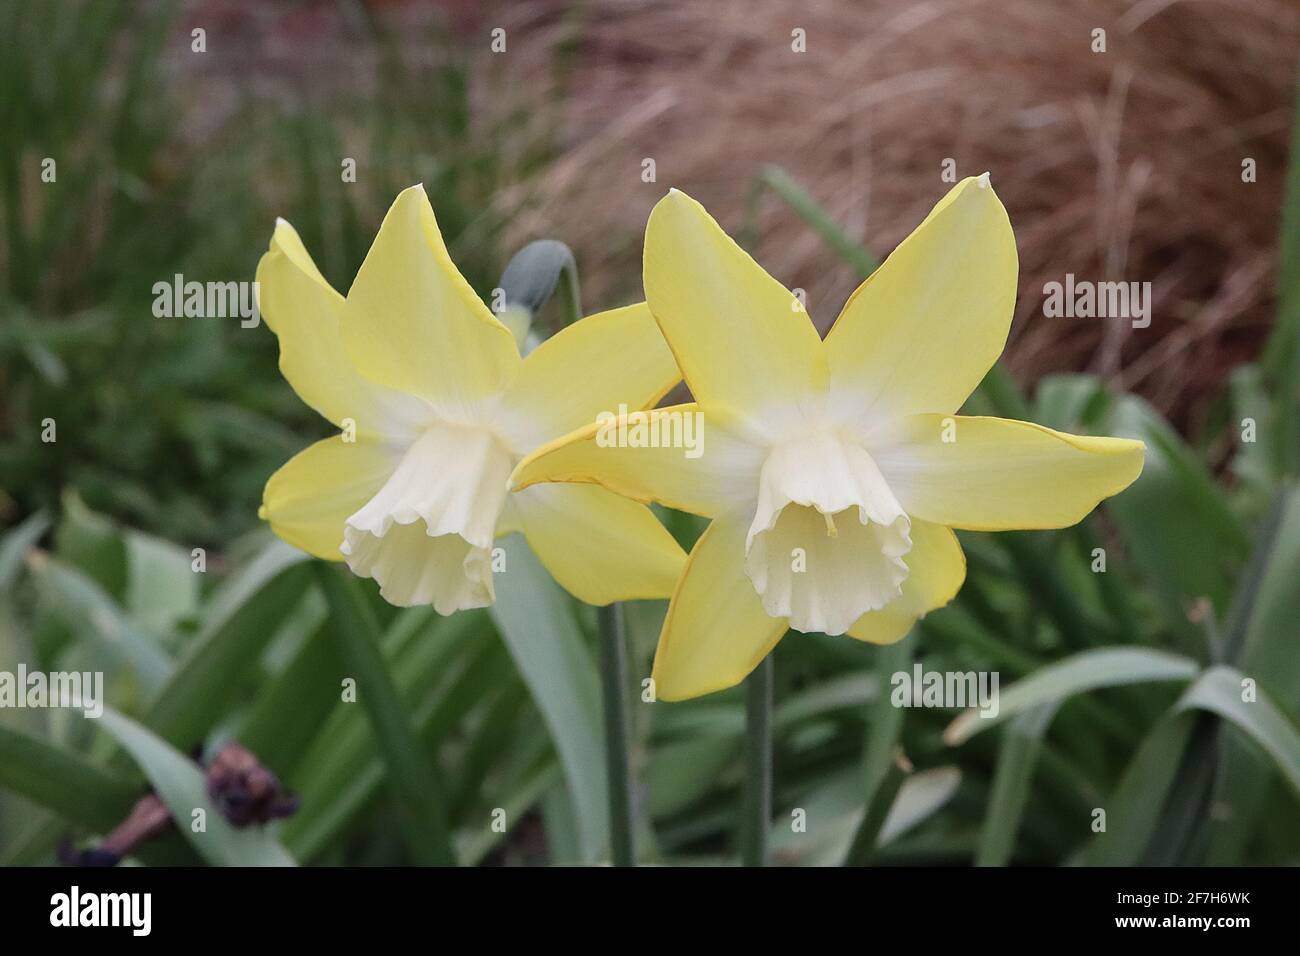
xmin=478 ymin=0 xmax=1300 ymax=431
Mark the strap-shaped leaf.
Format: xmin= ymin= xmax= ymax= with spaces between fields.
xmin=98 ymin=708 xmax=296 ymax=867
xmin=945 ymin=647 xmax=1199 ymax=745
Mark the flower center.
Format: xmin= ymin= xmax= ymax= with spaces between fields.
xmin=745 ymin=429 xmax=912 ymax=635
xmin=340 ymin=421 xmax=513 ymax=611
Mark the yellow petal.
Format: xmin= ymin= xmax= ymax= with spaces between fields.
xmin=514 ymin=483 xmax=686 ymax=604
xmin=495 ymin=303 xmax=679 ymax=453
xmin=342 ymin=185 xmax=521 ymax=420
xmin=825 ymin=175 xmax=1018 ymax=430
xmin=651 ymin=517 xmax=787 ymax=701
xmin=260 ymin=437 xmax=400 ymax=560
xmin=846 ymin=519 xmax=965 ymax=643
xmin=256 ymin=220 xmax=432 ymax=439
xmin=873 ymin=415 xmax=1145 ymax=530
xmin=643 ymin=189 xmax=826 ymax=436
xmin=510 ymin=403 xmax=765 ymax=518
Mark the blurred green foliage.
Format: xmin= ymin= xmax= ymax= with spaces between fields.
xmin=0 ymin=0 xmax=538 ymax=545
xmin=0 ymin=2 xmax=1297 ymax=866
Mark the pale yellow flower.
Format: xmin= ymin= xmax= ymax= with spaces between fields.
xmin=512 ymin=176 xmax=1144 ymax=700
xmin=257 ymin=185 xmax=685 ymax=611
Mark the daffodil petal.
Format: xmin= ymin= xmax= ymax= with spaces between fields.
xmin=255 ymin=220 xmax=432 ymax=439
xmin=260 ymin=436 xmax=401 ymax=560
xmin=494 ymin=303 xmax=679 ymax=453
xmin=845 ymin=519 xmax=965 ymax=643
xmin=825 ymin=175 xmax=1018 ymax=431
xmin=651 ymin=517 xmax=787 ymax=701
xmin=643 ymin=189 xmax=826 ymax=437
xmin=510 ymin=403 xmax=765 ymax=518
xmin=872 ymin=415 xmax=1145 ymax=531
xmin=514 ymin=483 xmax=685 ymax=605
xmin=340 ymin=421 xmax=514 ymax=612
xmin=342 ymin=185 xmax=521 ymax=421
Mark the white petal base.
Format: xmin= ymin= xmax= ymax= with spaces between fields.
xmin=745 ymin=429 xmax=912 ymax=635
xmin=340 ymin=421 xmax=513 ymax=612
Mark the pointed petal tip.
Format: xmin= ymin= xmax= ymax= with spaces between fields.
xmin=269 ymin=217 xmax=297 ymax=249
xmin=660 ymin=186 xmax=696 ymax=208
xmin=977 ymin=171 xmax=991 ymax=189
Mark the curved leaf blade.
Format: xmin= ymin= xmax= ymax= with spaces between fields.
xmin=945 ymin=647 xmax=1199 ymax=745
xmin=98 ymin=708 xmax=296 ymax=866
xmin=489 ymin=533 xmax=607 ymax=863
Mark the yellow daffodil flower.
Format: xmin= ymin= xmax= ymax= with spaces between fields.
xmin=257 ymin=185 xmax=686 ymax=611
xmin=512 ymin=175 xmax=1145 ymax=700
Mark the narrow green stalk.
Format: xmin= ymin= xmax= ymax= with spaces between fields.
xmin=597 ymin=603 xmax=635 ymax=865
xmin=740 ymin=654 xmax=774 ymax=866
xmin=754 ymin=165 xmax=880 ymax=278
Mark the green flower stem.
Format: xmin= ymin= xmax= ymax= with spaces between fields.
xmin=740 ymin=653 xmax=775 ymax=866
xmin=597 ymin=603 xmax=636 ymax=865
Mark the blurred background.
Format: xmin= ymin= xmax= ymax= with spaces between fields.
xmin=1 ymin=0 xmax=1297 ymax=866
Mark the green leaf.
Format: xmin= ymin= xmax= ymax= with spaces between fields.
xmin=53 ymin=490 xmax=127 ymax=598
xmin=647 ymin=735 xmax=738 ymax=819
xmin=489 ymin=533 xmax=608 ymax=863
xmin=768 ymin=766 xmax=959 ymax=866
xmin=945 ymin=647 xmax=1199 ymax=744
xmin=861 ymin=640 xmax=911 ymax=795
xmin=142 ymin=539 xmax=309 ymax=748
xmin=1227 ymin=364 xmax=1277 ymax=498
xmin=0 ymin=722 xmax=137 ymax=832
xmin=844 ymin=755 xmax=907 ymax=866
xmin=774 ymin=670 xmax=877 ymax=728
xmin=1081 ymin=713 xmax=1196 ymax=865
xmin=123 ymin=530 xmax=200 ymax=633
xmin=1238 ymin=485 xmax=1300 ymax=712
xmin=1032 ymin=373 xmax=1108 ymax=433
xmin=1175 ymin=666 xmax=1300 ymax=799
xmin=28 ymin=554 xmax=173 ymax=693
xmin=1099 ymin=394 xmax=1248 ymax=614
xmin=975 ymin=704 xmax=1058 ymax=866
xmin=281 ymin=609 xmax=487 ymax=861
xmin=0 ymin=509 xmax=49 ymax=589
xmin=97 ymin=707 xmax=296 ymax=866
xmin=315 ymin=565 xmax=454 ymax=866
xmin=1200 ymin=487 xmax=1300 ymax=860
xmin=842 ymin=637 xmax=913 ymax=867
xmin=235 ymin=620 xmax=342 ymax=777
